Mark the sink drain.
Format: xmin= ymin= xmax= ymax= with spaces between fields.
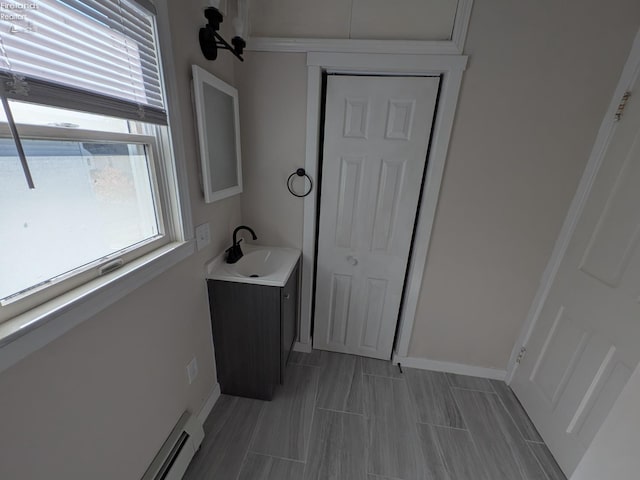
xmin=250 ymin=274 xmax=260 ymax=278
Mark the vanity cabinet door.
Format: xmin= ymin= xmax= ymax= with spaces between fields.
xmin=280 ymin=262 xmax=299 ymax=382
xmin=208 ymin=280 xmax=280 ymax=400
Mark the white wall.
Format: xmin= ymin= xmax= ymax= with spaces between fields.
xmin=0 ymin=2 xmax=242 ymax=478
xmin=237 ymin=0 xmax=640 ymax=370
xmin=250 ymin=0 xmax=457 ymax=40
xmin=570 ymin=363 xmax=640 ymax=480
xmin=236 ymin=51 xmax=307 ymax=248
xmin=407 ymin=0 xmax=640 ymax=368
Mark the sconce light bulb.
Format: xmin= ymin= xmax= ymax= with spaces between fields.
xmin=234 ymin=0 xmax=248 ymax=38
xmin=232 ymin=17 xmax=245 ymax=38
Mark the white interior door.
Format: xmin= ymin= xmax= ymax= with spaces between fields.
xmin=511 ymin=78 xmax=640 ymax=475
xmin=313 ymin=75 xmax=439 ymax=359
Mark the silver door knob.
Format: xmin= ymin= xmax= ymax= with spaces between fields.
xmin=347 ymin=255 xmax=358 ymax=266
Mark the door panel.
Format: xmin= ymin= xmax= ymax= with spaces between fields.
xmin=327 ymin=273 xmax=353 ymax=345
xmin=511 ymin=74 xmax=640 ymax=475
xmin=386 ymin=100 xmax=416 ymax=139
xmin=314 ymin=75 xmax=440 ymax=359
xmin=335 ymin=156 xmax=365 ymax=248
xmin=579 ymin=146 xmax=640 ymax=286
xmin=371 ymin=158 xmax=406 ymax=252
xmin=344 ymin=99 xmax=370 ymax=138
xmin=529 ymin=306 xmax=589 ymax=407
xmin=360 ymin=278 xmax=387 ymax=348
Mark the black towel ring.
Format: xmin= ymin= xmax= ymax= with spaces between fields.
xmin=287 ymin=168 xmax=313 ymax=198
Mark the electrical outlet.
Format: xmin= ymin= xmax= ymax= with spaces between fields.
xmin=195 ymin=223 xmax=210 ymax=251
xmin=187 ymin=357 xmax=199 ymax=384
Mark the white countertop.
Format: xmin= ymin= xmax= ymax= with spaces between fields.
xmin=205 ymin=244 xmax=301 ymax=287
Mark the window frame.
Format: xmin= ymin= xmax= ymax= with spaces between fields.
xmin=0 ymin=0 xmax=196 ymax=373
xmin=0 ymin=120 xmax=172 ymax=320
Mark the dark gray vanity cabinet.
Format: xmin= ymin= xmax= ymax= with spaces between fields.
xmin=207 ymin=262 xmax=299 ymax=401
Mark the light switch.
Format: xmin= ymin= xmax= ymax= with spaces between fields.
xmin=195 ymin=223 xmax=211 ymax=251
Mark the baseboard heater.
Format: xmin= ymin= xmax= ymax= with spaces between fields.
xmin=141 ymin=411 xmax=205 ymax=480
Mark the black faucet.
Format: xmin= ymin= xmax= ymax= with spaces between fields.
xmin=225 ymin=225 xmax=258 ymax=264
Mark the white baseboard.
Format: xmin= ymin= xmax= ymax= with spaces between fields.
xmin=197 ymin=382 xmax=221 ymax=425
xmin=393 ymin=354 xmax=506 ymax=381
xmin=293 ymin=341 xmax=312 ymax=353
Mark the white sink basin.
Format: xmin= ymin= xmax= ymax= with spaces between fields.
xmin=205 ymin=244 xmax=301 ymax=287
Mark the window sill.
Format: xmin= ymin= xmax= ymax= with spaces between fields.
xmin=0 ymin=240 xmax=195 ymax=374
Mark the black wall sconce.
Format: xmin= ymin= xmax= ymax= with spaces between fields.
xmin=200 ymin=1 xmax=247 ymax=62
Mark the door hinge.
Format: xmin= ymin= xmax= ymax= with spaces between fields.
xmin=614 ymin=91 xmax=631 ymax=121
xmin=516 ymin=346 xmax=527 ymax=364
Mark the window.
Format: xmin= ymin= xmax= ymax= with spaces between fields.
xmin=0 ymin=0 xmax=184 ymax=323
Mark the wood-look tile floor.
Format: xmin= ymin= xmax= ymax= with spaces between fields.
xmin=184 ymin=351 xmax=567 ymax=480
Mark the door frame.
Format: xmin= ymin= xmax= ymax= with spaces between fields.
xmin=505 ymin=29 xmax=640 ymax=383
xmin=295 ymin=52 xmax=468 ymax=357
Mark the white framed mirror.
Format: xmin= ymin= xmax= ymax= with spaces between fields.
xmin=192 ymin=65 xmax=242 ymax=203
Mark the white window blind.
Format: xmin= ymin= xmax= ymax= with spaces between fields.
xmin=0 ymin=0 xmax=167 ymax=124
